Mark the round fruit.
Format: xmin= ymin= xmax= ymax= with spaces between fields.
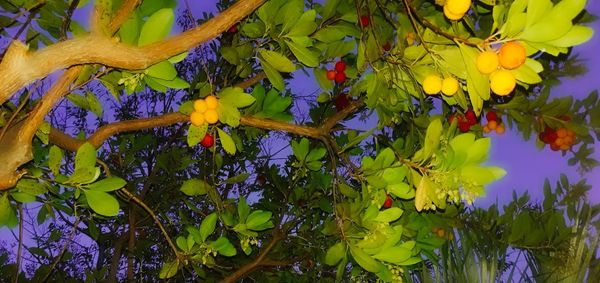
xmin=334 ymin=72 xmax=346 ymax=84
xmin=458 ymin=121 xmax=471 ymax=132
xmin=556 ymin=128 xmax=567 ymax=138
xmin=441 ymin=77 xmax=459 ymax=96
xmin=465 ymin=109 xmax=476 ymax=121
xmin=382 ymin=195 xmax=393 ymax=209
xmin=383 ymin=42 xmax=392 ymax=51
xmin=200 ymin=133 xmax=214 ymax=148
xmin=326 ymin=70 xmax=336 ymax=80
xmin=443 ymin=5 xmax=465 ymax=21
xmin=194 ymin=99 xmax=208 ymax=113
xmin=476 ymin=51 xmax=499 ymax=74
xmin=423 ymin=74 xmax=443 ymax=95
xmin=205 ymin=95 xmax=219 ymax=109
xmin=550 ymin=143 xmax=560 ymax=151
xmin=495 ymin=123 xmax=505 ymax=134
xmin=333 ymin=94 xmax=350 ymax=111
xmin=483 ymin=125 xmax=491 ymax=133
xmin=227 ymin=24 xmax=238 ymax=33
xmin=487 ymin=120 xmax=498 ymax=130
xmin=446 ymin=0 xmax=471 ymax=15
xmin=486 ymin=111 xmax=498 ymax=122
xmin=498 ymin=41 xmax=526 ymax=70
xmin=359 ymin=15 xmax=370 ymax=27
xmin=490 ymin=70 xmax=516 ymax=96
xmin=204 ymin=109 xmax=219 ymax=124
xmin=335 ymin=61 xmax=346 ymax=72
xmin=190 ymin=111 xmax=205 ymax=126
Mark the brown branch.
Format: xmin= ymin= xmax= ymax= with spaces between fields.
xmin=61 ymin=0 xmax=80 ymax=40
xmin=0 ymin=0 xmax=265 ymax=105
xmin=220 ymin=233 xmax=283 ymax=283
xmin=404 ymin=0 xmax=478 ymax=47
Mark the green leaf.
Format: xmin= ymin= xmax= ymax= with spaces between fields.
xmin=325 ymin=242 xmax=346 ymax=266
xmin=313 ymin=25 xmax=346 ymax=43
xmin=159 ymin=259 xmax=179 ymax=279
xmin=145 ymin=61 xmax=177 ymax=80
xmin=187 ymin=124 xmax=208 ymax=147
xmin=176 ymin=236 xmax=188 ymax=252
xmin=372 ymin=246 xmax=412 ymax=264
xmin=458 ymin=44 xmax=489 ymax=114
xmin=180 ymin=179 xmax=210 ymax=196
xmin=374 ymin=207 xmax=403 ymax=223
xmin=246 ymin=210 xmax=272 ymax=230
xmin=287 ymin=10 xmax=317 ymax=36
xmin=314 ymin=68 xmax=334 ymax=90
xmin=86 ymin=92 xmax=103 ymax=117
xmin=292 ymin=138 xmax=310 ymax=161
xmin=259 ymin=58 xmax=285 ymax=91
xmin=84 ymin=177 xmax=127 ymax=192
xmin=221 ymin=46 xmax=239 ymax=65
xmin=306 ymin=148 xmax=326 ymax=162
xmin=217 ymin=103 xmax=241 ymax=127
xmin=149 ymin=76 xmax=190 ymax=89
xmin=546 ymin=25 xmax=594 ymax=47
xmin=0 ymin=193 xmax=17 ymax=228
xmin=48 ymin=145 xmax=64 ymax=175
xmin=519 ymin=12 xmax=572 ymax=42
xmin=74 ymin=143 xmax=97 ymax=170
xmin=16 ymin=179 xmax=48 ymax=196
xmin=218 ymin=87 xmax=256 ymax=108
xmin=210 ymin=236 xmax=237 ymax=256
xmin=238 ymin=197 xmax=250 ymax=223
xmin=83 ymin=190 xmax=120 ymax=216
xmin=138 ymin=8 xmax=174 ymax=46
xmin=118 ymin=12 xmax=140 ymax=45
xmin=258 ymin=49 xmax=295 ymax=73
xmin=200 ymin=213 xmax=218 ymax=242
xmin=67 ymin=93 xmax=90 ymax=110
xmin=217 ymin=128 xmax=236 ymax=155
xmin=286 ymin=40 xmax=319 ymax=67
xmin=223 ymin=173 xmax=250 ymax=184
xmin=412 ymin=118 xmax=443 ymax=162
xmin=349 ymin=245 xmax=381 ymax=273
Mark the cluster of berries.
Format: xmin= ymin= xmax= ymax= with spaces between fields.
xmin=190 ymin=95 xmax=219 ymax=126
xmin=326 ymin=60 xmax=348 ymax=84
xmin=422 ymin=74 xmax=460 ymax=96
xmin=443 ymin=0 xmax=472 ymax=21
xmin=482 ymin=111 xmax=505 ymax=135
xmin=539 ymin=126 xmax=576 ymax=151
xmin=476 ymin=41 xmax=526 ymax=96
xmin=449 ymin=109 xmax=477 ymax=133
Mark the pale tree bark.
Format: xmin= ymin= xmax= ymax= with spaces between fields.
xmin=0 ymin=0 xmax=266 ymax=190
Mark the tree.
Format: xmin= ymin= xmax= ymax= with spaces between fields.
xmin=0 ymin=0 xmax=598 ymax=282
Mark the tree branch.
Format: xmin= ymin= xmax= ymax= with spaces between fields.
xmin=0 ymin=0 xmax=265 ymax=105
xmin=220 ymin=233 xmax=284 ymax=283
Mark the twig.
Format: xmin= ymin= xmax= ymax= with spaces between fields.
xmin=219 ymin=232 xmax=283 ymax=283
xmin=61 ymin=0 xmax=80 ymax=40
xmin=42 ymin=217 xmax=81 ymax=283
xmin=14 ymin=204 xmax=24 ymax=283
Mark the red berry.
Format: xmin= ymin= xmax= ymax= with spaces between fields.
xmin=448 ymin=114 xmax=457 ymax=124
xmin=227 ymin=24 xmax=238 ymax=33
xmin=550 ymin=143 xmax=560 ymax=151
xmin=486 ymin=111 xmax=498 ymax=122
xmin=359 ymin=15 xmax=370 ymax=27
xmin=465 ymin=109 xmax=476 ymax=121
xmin=335 ymin=61 xmax=346 ymax=72
xmin=383 ymin=42 xmax=392 ymax=51
xmin=382 ymin=195 xmax=393 ymax=209
xmin=333 ymin=93 xmax=350 ymax=111
xmin=334 ymin=72 xmax=346 ymax=84
xmin=458 ymin=121 xmax=471 ymax=133
xmin=200 ymin=133 xmax=214 ymax=148
xmin=326 ymin=70 xmax=336 ymax=80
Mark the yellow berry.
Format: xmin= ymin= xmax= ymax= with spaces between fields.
xmin=490 ymin=70 xmax=516 ymax=96
xmin=498 ymin=41 xmax=526 ymax=70
xmin=423 ymin=74 xmax=443 ymax=95
xmin=445 ymin=0 xmax=471 ymax=15
xmin=204 ymin=109 xmax=219 ymax=124
xmin=476 ymin=51 xmax=499 ymax=75
xmin=194 ymin=99 xmax=208 ymax=113
xmin=443 ymin=5 xmax=465 ymax=21
xmin=190 ymin=111 xmax=205 ymax=126
xmin=205 ymin=95 xmax=219 ymax=109
xmin=441 ymin=77 xmax=459 ymax=96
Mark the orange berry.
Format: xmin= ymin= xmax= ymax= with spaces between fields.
xmin=556 ymin=128 xmax=567 ymax=138
xmin=190 ymin=111 xmax=205 ymax=126
xmin=205 ymin=95 xmax=219 ymax=109
xmin=495 ymin=123 xmax=505 ymax=134
xmin=554 ymin=138 xmax=565 ymax=146
xmin=498 ymin=41 xmax=526 ymax=70
xmin=487 ymin=120 xmax=498 ymax=130
xmin=567 ymin=129 xmax=576 ymax=137
xmin=483 ymin=125 xmax=491 ymax=133
xmin=204 ymin=109 xmax=219 ymax=124
xmin=437 ymin=229 xmax=446 ymax=237
xmin=194 ymin=99 xmax=208 ymax=113
xmin=560 ymin=144 xmax=570 ymax=151
xmin=564 ymin=135 xmax=574 ymax=145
